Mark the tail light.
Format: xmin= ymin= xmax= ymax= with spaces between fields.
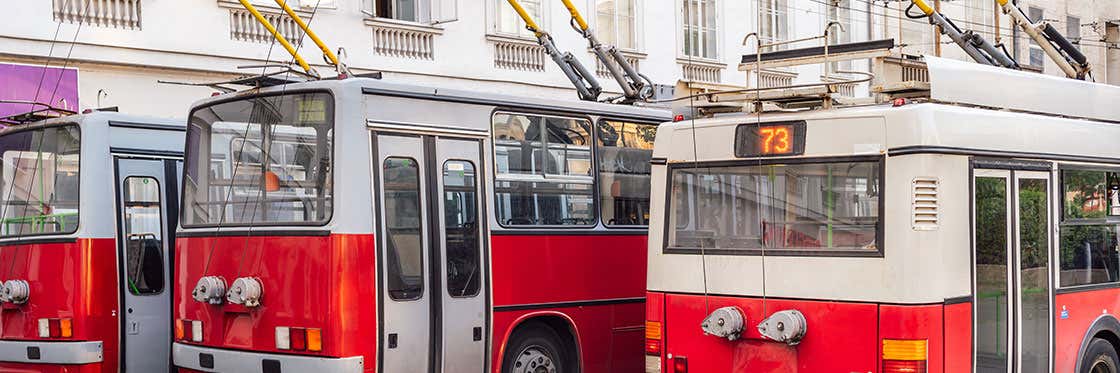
xmin=672 ymin=356 xmax=688 ymax=373
xmin=645 ymin=321 xmax=662 ymax=355
xmin=882 ymin=339 xmax=928 ymax=373
xmin=37 ymin=318 xmax=72 ymax=338
xmin=277 ymin=327 xmax=322 ymax=352
xmin=176 ymin=319 xmax=203 ymax=342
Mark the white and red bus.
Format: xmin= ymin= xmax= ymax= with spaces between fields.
xmin=0 ymin=112 xmax=184 ymax=372
xmin=644 ymin=56 xmax=1120 ymax=373
xmin=171 ymin=78 xmax=669 ymax=373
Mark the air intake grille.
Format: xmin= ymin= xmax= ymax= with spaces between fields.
xmin=912 ymin=177 xmax=939 ymax=230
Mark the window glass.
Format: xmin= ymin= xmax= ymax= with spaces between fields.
xmin=123 ymin=177 xmax=164 ymax=295
xmin=668 ymin=161 xmax=880 ymax=253
xmin=374 ymin=0 xmax=417 ymax=21
xmin=496 ymin=0 xmax=541 ymax=37
xmin=596 ymin=0 xmax=637 ymax=50
xmin=682 ymin=0 xmax=718 ymax=58
xmin=598 ymin=120 xmax=656 ymax=226
xmin=444 ymin=161 xmax=480 ymax=297
xmin=1059 ymin=169 xmax=1120 ymax=287
xmin=759 ymin=0 xmax=788 ymax=52
xmin=1067 ymin=16 xmax=1081 ymax=41
xmin=184 ymin=92 xmax=333 ymax=226
xmin=492 ymin=113 xmax=595 ymax=226
xmin=973 ymin=176 xmax=1009 ymax=371
xmin=0 ymin=125 xmax=80 ymax=237
xmin=384 ymin=157 xmax=424 ymax=300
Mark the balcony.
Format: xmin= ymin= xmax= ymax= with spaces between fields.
xmin=489 ymin=35 xmax=547 ymax=72
xmin=221 ymin=1 xmax=306 ymax=44
xmin=53 ymin=0 xmax=142 ymax=30
xmin=678 ymin=58 xmax=725 ymax=83
xmin=366 ymin=18 xmax=443 ymax=60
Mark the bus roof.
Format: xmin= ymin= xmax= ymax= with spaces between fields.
xmin=189 ymin=77 xmax=672 ymax=122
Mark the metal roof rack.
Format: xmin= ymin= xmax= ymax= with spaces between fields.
xmin=0 ymin=100 xmax=78 ymax=126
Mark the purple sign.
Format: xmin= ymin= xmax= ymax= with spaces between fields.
xmin=0 ymin=63 xmax=79 ymax=119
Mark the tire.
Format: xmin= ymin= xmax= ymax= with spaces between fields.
xmin=502 ymin=323 xmax=571 ymax=373
xmin=1083 ymin=338 xmax=1120 ymax=373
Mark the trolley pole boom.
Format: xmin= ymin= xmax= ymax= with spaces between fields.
xmin=505 ymin=0 xmax=602 ymax=101
xmin=908 ymin=0 xmax=1019 ymax=69
xmin=994 ymin=0 xmax=1091 ymax=79
xmin=559 ymin=0 xmax=652 ymax=103
xmin=272 ymin=0 xmax=352 ymax=76
xmin=236 ymin=0 xmax=318 ymax=78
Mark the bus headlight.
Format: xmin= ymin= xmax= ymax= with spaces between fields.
xmin=192 ymin=276 xmax=227 ymax=305
xmin=227 ymin=277 xmax=263 ymax=308
xmin=0 ymin=279 xmax=30 ymax=305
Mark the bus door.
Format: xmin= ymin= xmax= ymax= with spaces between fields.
xmin=972 ymin=167 xmax=1053 ymax=373
xmin=374 ymin=132 xmax=487 ymax=373
xmin=115 ymin=157 xmax=177 ymax=372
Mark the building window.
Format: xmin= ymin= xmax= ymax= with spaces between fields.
xmin=1028 ymin=6 xmax=1045 ymax=67
xmin=825 ymin=0 xmax=852 ymax=72
xmin=494 ymin=0 xmax=543 ymax=38
xmin=374 ymin=0 xmax=418 ymax=22
xmin=760 ymin=0 xmax=789 ymax=51
xmin=1067 ymin=16 xmax=1081 ymax=43
xmin=682 ymin=0 xmax=718 ymax=59
xmin=597 ymin=0 xmax=639 ymax=51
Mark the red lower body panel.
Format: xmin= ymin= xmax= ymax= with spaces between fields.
xmin=0 ymin=363 xmax=103 ymax=373
xmin=1054 ymin=288 xmax=1120 ymax=372
xmin=492 ymin=302 xmax=645 ymax=373
xmin=656 ymin=292 xmax=952 ymax=373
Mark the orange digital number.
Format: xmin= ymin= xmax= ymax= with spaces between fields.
xmin=759 ymin=126 xmax=791 ymax=154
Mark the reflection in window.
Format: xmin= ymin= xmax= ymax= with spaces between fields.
xmin=444 ymin=161 xmax=480 ymax=297
xmin=495 ymin=0 xmax=541 ymax=38
xmin=1060 ymin=169 xmax=1120 ymax=287
xmin=974 ymin=176 xmax=1008 ymax=371
xmin=384 ymin=157 xmax=423 ymax=300
xmin=596 ymin=0 xmax=637 ymax=50
xmin=184 ymin=93 xmax=333 ymax=226
xmin=1018 ymin=178 xmax=1050 ymax=372
xmin=123 ymin=177 xmax=164 ymax=295
xmin=668 ymin=161 xmax=880 ymax=252
xmin=682 ymin=0 xmax=718 ymax=58
xmin=0 ymin=125 xmax=80 ymax=237
xmin=492 ymin=113 xmax=595 ymax=226
xmin=598 ymin=121 xmax=656 ymax=226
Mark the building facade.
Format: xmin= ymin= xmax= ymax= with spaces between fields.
xmin=1 ymin=0 xmax=1117 ymax=118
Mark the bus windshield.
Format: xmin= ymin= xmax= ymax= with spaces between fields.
xmin=183 ymin=92 xmax=334 ymax=227
xmin=667 ymin=160 xmax=880 ymax=253
xmin=0 ymin=125 xmax=81 ymax=237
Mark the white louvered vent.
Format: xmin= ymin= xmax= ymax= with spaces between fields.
xmin=912 ymin=177 xmax=939 ymax=230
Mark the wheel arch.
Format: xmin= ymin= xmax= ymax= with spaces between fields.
xmin=1075 ymin=314 xmax=1120 ymax=373
xmin=497 ymin=311 xmax=584 ymax=373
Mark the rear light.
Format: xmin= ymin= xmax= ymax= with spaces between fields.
xmin=191 ymin=320 xmax=204 ymax=343
xmin=645 ymin=321 xmax=662 ymax=355
xmin=37 ymin=318 xmax=72 ymax=338
xmin=276 ymin=327 xmax=291 ymax=350
xmin=38 ymin=319 xmax=50 ymax=338
xmin=175 ymin=319 xmax=185 ymax=341
xmin=672 ymin=356 xmax=688 ymax=373
xmin=882 ymin=339 xmax=928 ymax=373
xmin=276 ymin=326 xmax=323 ymax=352
xmin=306 ymin=328 xmax=322 ymax=352
xmin=59 ymin=318 xmax=72 ymax=338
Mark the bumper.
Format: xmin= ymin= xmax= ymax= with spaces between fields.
xmin=173 ymin=343 xmax=364 ymax=373
xmin=0 ymin=340 xmax=103 ymax=364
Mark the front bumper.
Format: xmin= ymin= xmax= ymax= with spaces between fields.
xmin=0 ymin=340 xmax=103 ymax=364
xmin=173 ymin=342 xmax=364 ymax=373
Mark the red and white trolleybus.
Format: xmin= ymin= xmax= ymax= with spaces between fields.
xmin=171 ymin=77 xmax=669 ymax=373
xmin=0 ymin=111 xmax=184 ymax=372
xmin=644 ymin=56 xmax=1120 ymax=373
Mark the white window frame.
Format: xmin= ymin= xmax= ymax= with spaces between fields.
xmin=594 ymin=0 xmax=643 ymax=52
xmin=759 ymin=0 xmax=790 ymax=51
xmin=490 ymin=0 xmax=546 ymax=39
xmin=678 ymin=0 xmax=720 ymax=60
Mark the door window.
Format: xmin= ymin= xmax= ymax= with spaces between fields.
xmin=973 ymin=176 xmax=1009 ymax=371
xmin=384 ymin=157 xmax=424 ymax=300
xmin=123 ymin=177 xmax=164 ymax=295
xmin=443 ymin=160 xmax=480 ymax=297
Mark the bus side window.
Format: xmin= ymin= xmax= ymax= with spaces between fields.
xmin=123 ymin=177 xmax=164 ymax=295
xmin=491 ymin=112 xmax=595 ymax=227
xmin=1058 ymin=169 xmax=1120 ymax=287
xmin=597 ymin=120 xmax=657 ymax=226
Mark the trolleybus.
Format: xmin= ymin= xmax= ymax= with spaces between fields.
xmin=171 ymin=77 xmax=669 ymax=373
xmin=644 ymin=56 xmax=1120 ymax=373
xmin=0 ymin=111 xmax=184 ymax=372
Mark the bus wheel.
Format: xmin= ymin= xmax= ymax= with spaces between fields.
xmin=503 ymin=323 xmax=569 ymax=373
xmin=1085 ymin=338 xmax=1120 ymax=373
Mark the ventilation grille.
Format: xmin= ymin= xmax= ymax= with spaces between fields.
xmin=912 ymin=177 xmax=939 ymax=230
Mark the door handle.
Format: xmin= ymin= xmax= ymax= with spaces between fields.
xmin=128 ymin=321 xmax=141 ymax=335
